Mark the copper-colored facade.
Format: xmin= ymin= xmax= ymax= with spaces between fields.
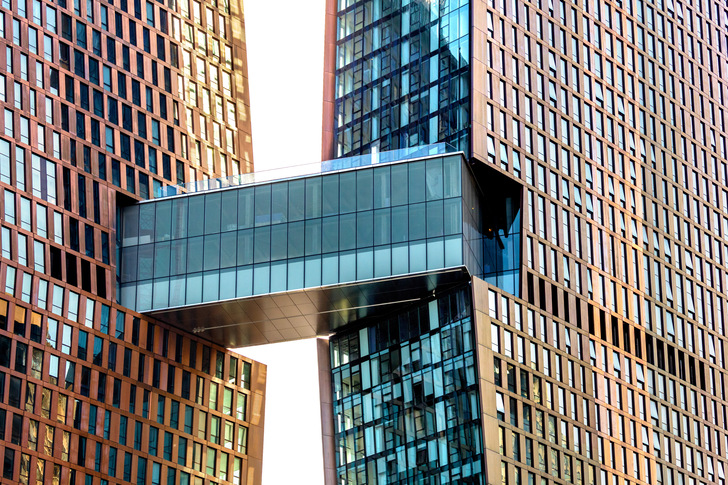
xmin=0 ymin=0 xmax=263 ymax=481
xmin=0 ymin=295 xmax=265 ymax=484
xmin=323 ymin=0 xmax=728 ymax=484
xmin=321 ymin=0 xmax=337 ymax=163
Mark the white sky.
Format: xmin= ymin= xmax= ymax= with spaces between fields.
xmin=235 ymin=339 xmax=325 ymax=485
xmin=244 ymin=0 xmax=326 ymax=171
xmin=233 ymin=1 xmax=328 ymax=484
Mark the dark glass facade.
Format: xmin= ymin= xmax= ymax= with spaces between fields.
xmin=329 ymin=286 xmax=484 ymax=484
xmin=330 ymin=0 xmax=470 ymax=157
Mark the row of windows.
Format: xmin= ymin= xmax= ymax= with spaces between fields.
xmin=489 ymin=279 xmax=728 ymax=484
xmin=1 ymin=442 xmax=250 ymax=484
xmin=0 ymin=367 xmax=250 ymax=456
xmin=0 ymin=284 xmax=258 ymax=484
xmin=0 ymin=0 xmax=248 ymax=193
xmin=123 ymin=156 xmax=464 ymax=242
xmin=0 ymin=293 xmax=254 ymax=389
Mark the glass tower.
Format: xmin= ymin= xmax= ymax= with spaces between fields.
xmin=322 ymin=0 xmax=728 ymax=484
xmin=0 ymin=0 xmax=263 ymax=482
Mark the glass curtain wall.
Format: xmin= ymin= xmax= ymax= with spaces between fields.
xmin=334 ymin=0 xmax=470 ymax=157
xmin=119 ymin=156 xmax=469 ymax=311
xmin=329 ymin=286 xmax=484 ymax=484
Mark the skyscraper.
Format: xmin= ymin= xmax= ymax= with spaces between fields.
xmin=0 ymin=0 xmax=264 ymax=482
xmin=319 ymin=0 xmax=728 ymax=484
xmin=29 ymin=0 xmax=728 ymax=483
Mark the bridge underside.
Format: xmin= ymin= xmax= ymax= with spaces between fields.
xmin=147 ymin=267 xmax=470 ymax=347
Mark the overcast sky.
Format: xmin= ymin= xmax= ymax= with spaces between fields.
xmin=233 ymin=1 xmax=328 ymax=484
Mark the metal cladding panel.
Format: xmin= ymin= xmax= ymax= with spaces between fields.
xmin=148 ymin=267 xmax=470 ymax=347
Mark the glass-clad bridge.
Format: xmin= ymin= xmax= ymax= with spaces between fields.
xmin=118 ymin=149 xmax=520 ymax=346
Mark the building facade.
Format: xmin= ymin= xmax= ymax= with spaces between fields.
xmin=11 ymin=0 xmax=725 ymax=483
xmin=322 ymin=0 xmax=728 ymax=484
xmin=327 ymin=286 xmax=487 ymax=484
xmin=322 ymin=0 xmax=471 ymax=160
xmin=0 ymin=0 xmax=264 ymax=482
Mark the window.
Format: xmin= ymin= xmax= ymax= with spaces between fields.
xmin=223 ymin=388 xmax=233 ymax=415
xmin=34 ymin=241 xmax=44 ymax=272
xmin=237 ymin=426 xmax=247 ymax=454
xmin=105 ymin=126 xmax=114 ymax=153
xmin=210 ymin=415 xmax=220 ymax=444
xmin=178 ymin=437 xmax=187 ymax=465
xmin=209 ymin=382 xmax=218 ymax=410
xmin=61 ymin=323 xmax=73 ymax=355
xmin=241 ymin=362 xmax=251 ymax=390
xmin=4 ymin=109 xmax=13 ymax=136
xmin=236 ymin=392 xmax=246 ymax=421
xmin=224 ymin=421 xmax=234 ymax=449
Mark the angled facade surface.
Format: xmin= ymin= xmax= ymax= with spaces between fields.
xmin=0 ymin=0 xmax=264 ymax=482
xmin=321 ymin=0 xmax=728 ymax=484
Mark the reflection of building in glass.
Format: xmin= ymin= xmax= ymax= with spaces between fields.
xmin=323 ymin=0 xmax=471 ymax=159
xmin=121 ymin=154 xmax=473 ymax=310
xmin=329 ymin=287 xmax=484 ymax=483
